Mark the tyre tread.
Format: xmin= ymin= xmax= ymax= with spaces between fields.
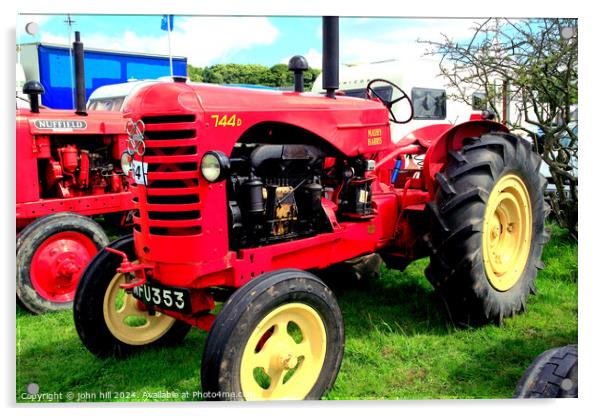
xmin=426 ymin=132 xmax=547 ymax=324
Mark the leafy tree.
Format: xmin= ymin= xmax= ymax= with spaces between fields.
xmin=187 ymin=64 xmax=203 ymax=82
xmin=421 ymin=18 xmax=578 ymax=237
xmin=305 ymin=67 xmax=322 ymax=90
xmin=186 ymin=62 xmax=321 ymax=90
xmin=269 ymin=64 xmax=292 ymax=86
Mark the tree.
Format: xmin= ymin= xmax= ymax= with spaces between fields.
xmin=187 ymin=64 xmax=203 ymax=82
xmin=186 ymin=63 xmax=321 ymax=90
xmin=420 ymin=18 xmax=578 ymax=237
xmin=268 ymin=64 xmax=292 ymax=86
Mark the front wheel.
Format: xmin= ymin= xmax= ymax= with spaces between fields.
xmin=201 ymin=269 xmax=344 ymax=401
xmin=17 ymin=213 xmax=109 ymax=314
xmin=426 ymin=132 xmax=549 ymax=324
xmin=73 ymin=236 xmax=190 ymax=358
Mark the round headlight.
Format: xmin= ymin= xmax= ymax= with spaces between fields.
xmin=120 ymin=152 xmax=133 ymax=176
xmin=201 ymin=151 xmax=230 ymax=183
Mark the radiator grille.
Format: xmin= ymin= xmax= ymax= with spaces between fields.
xmin=133 ymin=114 xmax=202 ymax=236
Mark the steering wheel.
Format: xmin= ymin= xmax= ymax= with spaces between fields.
xmin=366 ymin=78 xmax=414 ymax=124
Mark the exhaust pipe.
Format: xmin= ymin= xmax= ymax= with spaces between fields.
xmin=73 ymin=31 xmax=87 ymax=116
xmin=322 ymin=16 xmax=339 ymax=98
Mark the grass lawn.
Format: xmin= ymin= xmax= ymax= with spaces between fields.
xmin=16 ymin=224 xmax=577 ymax=402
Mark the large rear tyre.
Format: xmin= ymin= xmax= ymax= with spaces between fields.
xmin=201 ymin=269 xmax=344 ymax=401
xmin=73 ymin=236 xmax=190 ymax=358
xmin=426 ymin=132 xmax=548 ymax=324
xmin=17 ymin=213 xmax=109 ymax=314
xmin=514 ymin=345 xmax=578 ymax=398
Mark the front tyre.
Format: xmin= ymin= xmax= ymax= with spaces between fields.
xmin=426 ymin=132 xmax=548 ymax=324
xmin=17 ymin=213 xmax=109 ymax=314
xmin=73 ymin=236 xmax=190 ymax=358
xmin=201 ymin=269 xmax=344 ymax=401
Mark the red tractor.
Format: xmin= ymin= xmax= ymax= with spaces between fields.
xmin=16 ymin=32 xmax=134 ymax=314
xmin=73 ymin=18 xmax=548 ymax=400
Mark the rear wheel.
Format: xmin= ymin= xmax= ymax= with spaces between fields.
xmin=16 ymin=213 xmax=109 ymax=314
xmin=201 ymin=269 xmax=344 ymax=401
xmin=74 ymin=236 xmax=190 ymax=358
xmin=426 ymin=132 xmax=548 ymax=324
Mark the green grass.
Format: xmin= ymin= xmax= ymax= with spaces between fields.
xmin=16 ymin=224 xmax=577 ymax=402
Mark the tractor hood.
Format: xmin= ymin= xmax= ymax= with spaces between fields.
xmin=124 ymin=81 xmax=392 ymax=156
xmin=17 ymin=108 xmax=127 ymax=136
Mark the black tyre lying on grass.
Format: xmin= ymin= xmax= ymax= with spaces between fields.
xmin=514 ymin=344 xmax=578 ymax=398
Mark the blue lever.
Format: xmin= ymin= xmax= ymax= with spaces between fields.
xmin=391 ymin=158 xmax=403 ymax=184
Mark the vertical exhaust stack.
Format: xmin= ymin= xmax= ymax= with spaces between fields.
xmin=73 ymin=31 xmax=87 ymax=116
xmin=322 ymin=16 xmax=339 ymax=98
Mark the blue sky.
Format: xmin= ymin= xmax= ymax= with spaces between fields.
xmin=17 ymin=14 xmax=479 ymax=68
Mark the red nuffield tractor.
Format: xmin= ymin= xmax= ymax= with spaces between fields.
xmin=73 ymin=18 xmax=548 ymax=400
xmin=16 ymin=32 xmax=133 ymax=314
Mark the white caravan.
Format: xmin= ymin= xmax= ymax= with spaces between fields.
xmin=311 ymin=59 xmax=481 ymax=143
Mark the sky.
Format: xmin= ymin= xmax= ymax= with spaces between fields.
xmin=16 ymin=14 xmax=483 ymax=69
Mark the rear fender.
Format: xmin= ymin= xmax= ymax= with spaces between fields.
xmin=396 ymin=123 xmax=455 ymax=149
xmin=423 ymin=120 xmax=509 ymax=198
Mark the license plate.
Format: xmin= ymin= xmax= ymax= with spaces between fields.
xmin=131 ymin=281 xmax=191 ymax=313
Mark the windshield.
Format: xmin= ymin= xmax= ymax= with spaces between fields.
xmin=88 ymin=97 xmax=125 ymax=111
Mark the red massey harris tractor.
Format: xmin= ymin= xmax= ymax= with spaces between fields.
xmin=73 ymin=18 xmax=548 ymax=400
xmin=16 ymin=32 xmax=134 ymax=314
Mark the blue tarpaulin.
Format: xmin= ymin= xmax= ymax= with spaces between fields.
xmin=37 ymin=44 xmax=187 ymax=109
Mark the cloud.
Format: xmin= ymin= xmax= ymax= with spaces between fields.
xmin=19 ymin=14 xmax=53 ymax=27
xmin=281 ymin=48 xmax=322 ymax=68
xmin=340 ymin=18 xmax=483 ymax=64
xmin=303 ymin=48 xmax=323 ymax=68
xmin=307 ymin=19 xmax=487 ymax=94
xmin=282 ymin=18 xmax=485 ymax=72
xmin=38 ymin=32 xmax=67 ymax=45
xmin=40 ymin=16 xmax=279 ymax=67
xmin=383 ymin=18 xmax=482 ymax=43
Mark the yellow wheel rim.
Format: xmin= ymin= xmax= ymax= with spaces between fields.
xmin=482 ymin=174 xmax=532 ymax=291
xmin=103 ymin=273 xmax=176 ymax=345
xmin=240 ymin=303 xmax=327 ymax=400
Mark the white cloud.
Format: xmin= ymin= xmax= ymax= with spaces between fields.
xmin=19 ymin=14 xmax=53 ymax=27
xmin=280 ymin=18 xmax=485 ymax=75
xmin=281 ymin=48 xmax=322 ymax=69
xmin=383 ymin=18 xmax=482 ymax=43
xmin=328 ymin=19 xmax=487 ymax=94
xmin=40 ymin=16 xmax=279 ymax=67
xmin=303 ymin=48 xmax=323 ymax=68
xmin=340 ymin=18 xmax=483 ymax=65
